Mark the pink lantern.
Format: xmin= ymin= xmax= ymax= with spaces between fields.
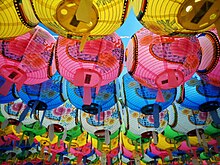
xmin=0 ymin=26 xmax=56 ymax=96
xmin=56 ymin=33 xmax=124 ymax=105
xmin=197 ymin=28 xmax=220 ymax=87
xmin=126 ymin=27 xmax=201 ymax=101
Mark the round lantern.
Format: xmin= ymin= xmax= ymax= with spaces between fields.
xmin=0 ymin=26 xmax=56 ymax=96
xmin=30 ymin=0 xmax=131 ymax=41
xmin=38 ymin=100 xmax=78 ymax=143
xmin=196 ymin=28 xmax=220 ymax=87
xmin=126 ymin=28 xmax=201 ymax=101
xmin=0 ymin=0 xmax=39 ymax=39
xmin=132 ymin=0 xmax=220 ymax=36
xmin=17 ymin=72 xmax=68 ymax=125
xmin=0 ymin=76 xmax=19 ymax=104
xmin=176 ymin=74 xmax=220 ymax=126
xmin=67 ymin=80 xmax=120 ymax=115
xmin=122 ymin=73 xmax=174 ymax=127
xmin=79 ymin=104 xmax=121 ymax=145
xmin=168 ymin=102 xmax=212 ymax=140
xmin=56 ymin=33 xmax=124 ymax=105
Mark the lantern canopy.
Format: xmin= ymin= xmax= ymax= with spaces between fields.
xmin=196 ymin=28 xmax=220 ymax=87
xmin=126 ymin=27 xmax=201 ymax=101
xmin=0 ymin=26 xmax=56 ymax=96
xmin=56 ymin=33 xmax=124 ymax=105
xmin=17 ymin=72 xmax=68 ymax=124
xmin=0 ymin=0 xmax=39 ymax=39
xmin=30 ymin=0 xmax=131 ymax=40
xmin=133 ymin=0 xmax=220 ymax=37
xmin=176 ymin=74 xmax=220 ymax=126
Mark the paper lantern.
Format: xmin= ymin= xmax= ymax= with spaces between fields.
xmin=122 ymin=107 xmax=168 ymax=144
xmin=0 ymin=76 xmax=19 ymax=104
xmin=126 ymin=28 xmax=201 ymax=101
xmin=17 ymin=72 xmax=68 ymax=124
xmin=122 ymin=73 xmax=174 ymax=127
xmin=38 ymin=100 xmax=78 ymax=143
xmin=196 ymin=28 xmax=220 ymax=87
xmin=67 ymin=80 xmax=120 ymax=115
xmin=176 ymin=74 xmax=220 ymax=126
xmin=0 ymin=0 xmax=39 ymax=39
xmin=30 ymin=0 xmax=131 ymax=40
xmin=133 ymin=0 xmax=220 ymax=36
xmin=168 ymin=102 xmax=212 ymax=138
xmin=0 ymin=26 xmax=56 ymax=96
xmin=56 ymin=33 xmax=124 ymax=105
xmin=80 ymin=105 xmax=121 ymax=144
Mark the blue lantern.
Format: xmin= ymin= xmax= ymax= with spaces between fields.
xmin=17 ymin=72 xmax=68 ymax=125
xmin=176 ymin=74 xmax=220 ymax=127
xmin=66 ymin=79 xmax=120 ymax=115
xmin=122 ymin=73 xmax=176 ymax=127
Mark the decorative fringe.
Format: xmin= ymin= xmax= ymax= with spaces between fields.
xmin=105 ymin=130 xmax=110 ymax=145
xmin=156 ymin=89 xmax=165 ymax=102
xmin=49 ymin=125 xmax=55 ymax=142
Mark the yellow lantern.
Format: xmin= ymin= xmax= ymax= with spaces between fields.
xmin=30 ymin=0 xmax=131 ymax=41
xmin=133 ymin=0 xmax=220 ymax=37
xmin=0 ymin=0 xmax=38 ymax=39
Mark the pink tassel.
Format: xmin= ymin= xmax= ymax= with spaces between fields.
xmin=156 ymin=89 xmax=165 ymax=102
xmin=77 ymin=154 xmax=83 ymax=164
xmin=83 ymin=87 xmax=92 ymax=105
xmin=0 ymin=80 xmax=13 ymax=96
xmin=167 ymin=69 xmax=178 ymax=88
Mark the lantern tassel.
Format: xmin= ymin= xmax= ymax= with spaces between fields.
xmin=15 ymin=122 xmax=22 ymax=134
xmin=76 ymin=0 xmax=92 ymax=23
xmin=83 ymin=87 xmax=92 ymax=105
xmin=105 ymin=130 xmax=110 ymax=145
xmin=0 ymin=80 xmax=13 ymax=96
xmin=156 ymin=89 xmax=165 ymax=102
xmin=152 ymin=131 xmax=158 ymax=145
xmin=79 ymin=33 xmax=90 ymax=52
xmin=167 ymin=69 xmax=178 ymax=88
xmin=1 ymin=119 xmax=9 ymax=129
xmin=196 ymin=129 xmax=201 ymax=145
xmin=153 ymin=104 xmax=160 ymax=128
xmin=49 ymin=124 xmax=55 ymax=142
xmin=209 ymin=110 xmax=220 ymax=126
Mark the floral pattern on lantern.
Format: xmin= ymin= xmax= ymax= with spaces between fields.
xmin=176 ymin=74 xmax=220 ymax=126
xmin=56 ymin=33 xmax=124 ymax=106
xmin=30 ymin=0 xmax=131 ymax=40
xmin=197 ymin=28 xmax=220 ymax=87
xmin=0 ymin=26 xmax=56 ymax=96
xmin=126 ymin=28 xmax=201 ymax=103
xmin=0 ymin=0 xmax=38 ymax=39
xmin=132 ymin=0 xmax=220 ymax=36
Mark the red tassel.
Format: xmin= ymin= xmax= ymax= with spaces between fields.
xmin=0 ymin=80 xmax=13 ymax=96
xmin=83 ymin=87 xmax=92 ymax=105
xmin=167 ymin=69 xmax=179 ymax=88
xmin=156 ymin=89 xmax=165 ymax=102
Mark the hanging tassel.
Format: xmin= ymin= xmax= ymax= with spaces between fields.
xmin=156 ymin=89 xmax=165 ymax=102
xmin=167 ymin=69 xmax=178 ymax=88
xmin=77 ymin=154 xmax=83 ymax=164
xmin=152 ymin=131 xmax=158 ymax=145
xmin=168 ymin=150 xmax=173 ymax=161
xmin=134 ymin=156 xmax=141 ymax=165
xmin=209 ymin=110 xmax=220 ymax=126
xmin=76 ymin=0 xmax=92 ymax=23
xmin=30 ymin=100 xmax=40 ymax=118
xmin=101 ymin=153 xmax=107 ymax=165
xmin=49 ymin=125 xmax=55 ymax=142
xmin=105 ymin=130 xmax=110 ymax=145
xmin=19 ymin=105 xmax=31 ymax=122
xmin=19 ymin=133 xmax=25 ymax=145
xmin=40 ymin=110 xmax=46 ymax=127
xmin=29 ymin=132 xmax=34 ymax=145
xmin=153 ymin=104 xmax=160 ymax=128
xmin=83 ymin=87 xmax=92 ymax=105
xmin=79 ymin=33 xmax=90 ymax=52
xmin=107 ymin=156 xmax=111 ymax=165
xmin=0 ymin=80 xmax=13 ymax=96
xmin=196 ymin=129 xmax=202 ymax=145
xmin=62 ymin=127 xmax=67 ymax=141
xmin=1 ymin=119 xmax=9 ymax=129
xmin=15 ymin=122 xmax=22 ymax=134
xmin=98 ymin=140 xmax=102 ymax=151
xmin=201 ymin=133 xmax=208 ymax=152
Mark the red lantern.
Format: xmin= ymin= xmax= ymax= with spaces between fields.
xmin=126 ymin=27 xmax=201 ymax=101
xmin=56 ymin=33 xmax=124 ymax=105
xmin=0 ymin=26 xmax=56 ymax=96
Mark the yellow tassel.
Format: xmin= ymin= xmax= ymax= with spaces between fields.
xmin=79 ymin=33 xmax=90 ymax=52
